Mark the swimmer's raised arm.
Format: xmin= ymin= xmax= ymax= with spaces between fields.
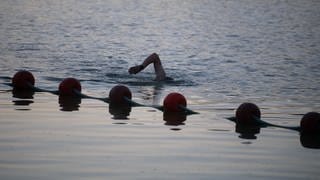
xmin=128 ymin=53 xmax=167 ymax=81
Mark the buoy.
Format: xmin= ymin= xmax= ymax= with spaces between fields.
xmin=163 ymin=92 xmax=187 ymax=112
xmin=12 ymin=70 xmax=35 ymax=89
xmin=108 ymin=85 xmax=132 ymax=105
xmin=300 ymin=112 xmax=320 ymax=134
xmin=235 ymin=102 xmax=261 ymax=124
xmin=58 ymin=78 xmax=81 ymax=96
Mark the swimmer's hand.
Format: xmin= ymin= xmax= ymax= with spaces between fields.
xmin=128 ymin=65 xmax=144 ymax=74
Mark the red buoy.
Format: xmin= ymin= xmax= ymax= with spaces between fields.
xmin=12 ymin=70 xmax=35 ymax=89
xmin=108 ymin=85 xmax=132 ymax=105
xmin=235 ymin=102 xmax=261 ymax=124
xmin=300 ymin=112 xmax=320 ymax=134
xmin=163 ymin=92 xmax=187 ymax=113
xmin=58 ymin=78 xmax=81 ymax=96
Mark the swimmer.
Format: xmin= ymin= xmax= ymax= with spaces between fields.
xmin=128 ymin=53 xmax=173 ymax=81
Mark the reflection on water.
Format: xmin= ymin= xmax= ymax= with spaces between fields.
xmin=138 ymin=84 xmax=164 ymax=105
xmin=12 ymin=88 xmax=34 ymax=99
xmin=109 ymin=104 xmax=132 ymax=120
xmin=235 ymin=124 xmax=261 ymax=140
xmin=300 ymin=133 xmax=320 ymax=149
xmin=227 ymin=116 xmax=261 ymax=140
xmin=58 ymin=95 xmax=81 ymax=111
xmin=0 ymin=0 xmax=319 ymax=178
xmin=12 ymin=88 xmax=34 ymax=110
xmin=12 ymin=100 xmax=33 ymax=106
xmin=163 ymin=112 xmax=187 ymax=131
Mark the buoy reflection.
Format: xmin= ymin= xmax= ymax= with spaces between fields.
xmin=109 ymin=104 xmax=132 ymax=120
xmin=235 ymin=124 xmax=261 ymax=140
xmin=58 ymin=95 xmax=81 ymax=111
xmin=300 ymin=133 xmax=320 ymax=149
xmin=163 ymin=112 xmax=187 ymax=131
xmin=12 ymin=88 xmax=34 ymax=108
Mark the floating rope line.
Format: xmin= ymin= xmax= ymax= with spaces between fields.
xmin=227 ymin=102 xmax=319 ymax=134
xmin=3 ymin=70 xmax=320 ymax=134
xmin=123 ymin=96 xmax=198 ymax=115
xmin=73 ymin=88 xmax=198 ymax=114
xmin=253 ymin=116 xmax=300 ymax=131
xmin=73 ymin=89 xmax=110 ymax=103
xmin=226 ymin=116 xmax=300 ymax=131
xmin=7 ymin=70 xmax=198 ymax=115
xmin=27 ymin=83 xmax=59 ymax=95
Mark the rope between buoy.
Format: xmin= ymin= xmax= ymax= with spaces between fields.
xmin=73 ymin=89 xmax=110 ymax=103
xmin=226 ymin=116 xmax=300 ymax=132
xmin=27 ymin=83 xmax=59 ymax=95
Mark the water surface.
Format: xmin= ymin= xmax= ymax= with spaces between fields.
xmin=0 ymin=0 xmax=319 ymax=179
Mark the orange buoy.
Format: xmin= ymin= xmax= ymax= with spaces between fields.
xmin=163 ymin=92 xmax=187 ymax=113
xmin=300 ymin=112 xmax=320 ymax=134
xmin=12 ymin=70 xmax=35 ymax=89
xmin=235 ymin=102 xmax=261 ymax=124
xmin=108 ymin=85 xmax=132 ymax=105
xmin=58 ymin=78 xmax=81 ymax=96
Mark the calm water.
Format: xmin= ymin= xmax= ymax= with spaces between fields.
xmin=0 ymin=0 xmax=320 ymax=179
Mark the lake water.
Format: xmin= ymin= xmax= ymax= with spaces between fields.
xmin=0 ymin=0 xmax=320 ymax=179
